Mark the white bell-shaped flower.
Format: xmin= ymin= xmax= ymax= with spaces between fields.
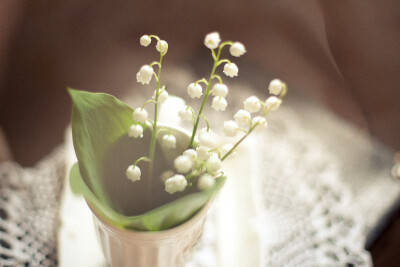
xmin=158 ymin=90 xmax=169 ymax=103
xmin=183 ymin=149 xmax=197 ymax=163
xmin=174 ymin=155 xmax=194 ymax=174
xmin=197 ymin=174 xmax=216 ymax=191
xmin=212 ymin=96 xmax=227 ymax=111
xmin=265 ymin=96 xmax=282 ymax=111
xmin=136 ymin=65 xmax=154 ymax=85
xmin=187 ymin=83 xmax=203 ymax=98
xmin=196 ymin=146 xmax=210 ymax=161
xmin=221 ymin=143 xmax=234 ymax=157
xmin=156 ymin=40 xmax=168 ymax=54
xmin=126 ymin=165 xmax=141 ymax=182
xmin=132 ymin=108 xmax=148 ymax=124
xmin=204 ymin=32 xmax=221 ymax=49
xmin=223 ymin=120 xmax=238 ymax=137
xmin=206 ymin=152 xmax=222 ymax=172
xmin=268 ymin=79 xmax=283 ymax=95
xmin=234 ymin=109 xmax=251 ymax=126
xmin=178 ymin=106 xmax=193 ymax=121
xmin=161 ymin=134 xmax=176 ymax=149
xmin=165 ymin=175 xmax=187 ymax=194
xmin=140 ymin=35 xmax=151 ymax=47
xmin=223 ymin=63 xmax=239 ymax=78
xmin=199 ymin=129 xmax=217 ymax=148
xmin=244 ymin=96 xmax=261 ymax=113
xmin=229 ymin=42 xmax=246 ymax=57
xmin=128 ymin=124 xmax=143 ymax=138
xmin=212 ymin=83 xmax=228 ymax=98
xmin=252 ymin=116 xmax=267 ymax=132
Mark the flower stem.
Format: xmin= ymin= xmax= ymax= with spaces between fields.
xmin=148 ymin=52 xmax=163 ymax=203
xmin=188 ymin=49 xmax=221 ymax=148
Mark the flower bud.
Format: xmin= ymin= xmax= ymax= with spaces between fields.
xmin=223 ymin=63 xmax=239 ymax=78
xmin=229 ymin=42 xmax=246 ymax=57
xmin=197 ymin=174 xmax=215 ymax=191
xmin=223 ymin=120 xmax=238 ymax=137
xmin=212 ymin=83 xmax=229 ymax=97
xmin=187 ymin=83 xmax=203 ymax=98
xmin=156 ymin=40 xmax=168 ymax=54
xmin=199 ymin=129 xmax=217 ymax=148
xmin=204 ymin=32 xmax=221 ymax=49
xmin=165 ymin=175 xmax=187 ymax=194
xmin=136 ymin=65 xmax=154 ymax=85
xmin=183 ymin=149 xmax=197 ymax=163
xmin=196 ymin=146 xmax=210 ymax=161
xmin=140 ymin=35 xmax=151 ymax=47
xmin=268 ymin=79 xmax=283 ymax=95
xmin=212 ymin=96 xmax=228 ymax=111
xmin=244 ymin=96 xmax=261 ymax=113
xmin=265 ymin=96 xmax=282 ymax=111
xmin=132 ymin=108 xmax=148 ymax=124
xmin=174 ymin=155 xmax=194 ymax=174
xmin=161 ymin=134 xmax=176 ymax=149
xmin=252 ymin=116 xmax=267 ymax=132
xmin=158 ymin=90 xmax=169 ymax=103
xmin=126 ymin=165 xmax=141 ymax=182
xmin=234 ymin=109 xmax=251 ymax=126
xmin=178 ymin=106 xmax=193 ymax=121
xmin=206 ymin=153 xmax=222 ymax=172
xmin=128 ymin=124 xmax=143 ymax=138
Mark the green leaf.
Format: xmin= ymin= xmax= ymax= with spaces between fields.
xmin=68 ymin=89 xmax=225 ymax=231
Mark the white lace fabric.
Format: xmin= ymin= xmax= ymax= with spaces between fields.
xmin=0 ymin=148 xmax=65 ymax=267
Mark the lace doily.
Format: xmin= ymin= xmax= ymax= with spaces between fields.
xmin=183 ymin=104 xmax=372 ymax=266
xmin=0 ymin=148 xmax=65 ymax=266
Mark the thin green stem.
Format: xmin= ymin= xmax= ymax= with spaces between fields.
xmin=188 ymin=47 xmax=223 ymax=148
xmin=133 ymin=156 xmax=151 ymax=167
xmin=221 ymin=123 xmax=258 ymax=161
xmin=148 ymin=52 xmax=164 ymax=203
xmin=141 ymin=99 xmax=157 ymax=109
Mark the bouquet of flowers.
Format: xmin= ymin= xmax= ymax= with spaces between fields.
xmin=69 ymin=32 xmax=287 ymax=231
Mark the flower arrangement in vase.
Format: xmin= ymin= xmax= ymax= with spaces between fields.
xmin=68 ymin=32 xmax=287 ymax=267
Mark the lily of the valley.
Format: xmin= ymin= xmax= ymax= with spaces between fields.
xmin=223 ymin=120 xmax=238 ymax=137
xmin=244 ymin=96 xmax=261 ymax=113
xmin=223 ymin=63 xmax=239 ymax=77
xmin=197 ymin=174 xmax=215 ymax=191
xmin=229 ymin=42 xmax=246 ymax=57
xmin=212 ymin=96 xmax=228 ymax=111
xmin=156 ymin=40 xmax=168 ymax=54
xmin=136 ymin=65 xmax=154 ymax=85
xmin=132 ymin=108 xmax=148 ymax=124
xmin=187 ymin=83 xmax=203 ymax=98
xmin=126 ymin=165 xmax=141 ymax=182
xmin=174 ymin=155 xmax=194 ymax=174
xmin=234 ymin=109 xmax=251 ymax=126
xmin=165 ymin=174 xmax=188 ymax=194
xmin=266 ymin=96 xmax=282 ymax=111
xmin=204 ymin=32 xmax=221 ymax=49
xmin=140 ymin=35 xmax=151 ymax=47
xmin=178 ymin=106 xmax=193 ymax=121
xmin=128 ymin=124 xmax=144 ymax=138
xmin=161 ymin=134 xmax=177 ymax=149
xmin=268 ymin=79 xmax=284 ymax=95
xmin=212 ymin=83 xmax=229 ymax=98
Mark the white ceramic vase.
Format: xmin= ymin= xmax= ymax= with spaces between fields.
xmin=91 ymin=202 xmax=210 ymax=267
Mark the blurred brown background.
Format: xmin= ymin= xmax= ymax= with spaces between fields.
xmin=0 ymin=0 xmax=399 ymax=265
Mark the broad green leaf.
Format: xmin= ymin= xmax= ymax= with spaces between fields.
xmin=69 ymin=88 xmax=137 ymax=207
xmin=68 ymin=89 xmax=225 ymax=231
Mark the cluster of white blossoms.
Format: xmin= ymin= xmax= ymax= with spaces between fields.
xmin=126 ymin=32 xmax=287 ymax=195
